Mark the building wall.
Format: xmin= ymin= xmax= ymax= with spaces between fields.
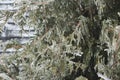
xmin=0 ymin=0 xmax=36 ymax=53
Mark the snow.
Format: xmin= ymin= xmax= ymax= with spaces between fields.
xmin=0 ymin=0 xmax=36 ymax=53
xmin=0 ymin=0 xmax=20 ymax=11
xmin=4 ymin=24 xmax=21 ymax=30
xmin=1 ymin=32 xmax=6 ymax=37
xmin=0 ymin=20 xmax=5 ymax=24
xmin=97 ymin=73 xmax=111 ymax=80
xmin=19 ymin=39 xmax=31 ymax=44
xmin=0 ymin=0 xmax=15 ymax=4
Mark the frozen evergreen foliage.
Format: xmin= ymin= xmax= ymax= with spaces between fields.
xmin=0 ymin=0 xmax=120 ymax=80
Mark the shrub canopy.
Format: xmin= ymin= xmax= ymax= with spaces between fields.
xmin=0 ymin=0 xmax=120 ymax=80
